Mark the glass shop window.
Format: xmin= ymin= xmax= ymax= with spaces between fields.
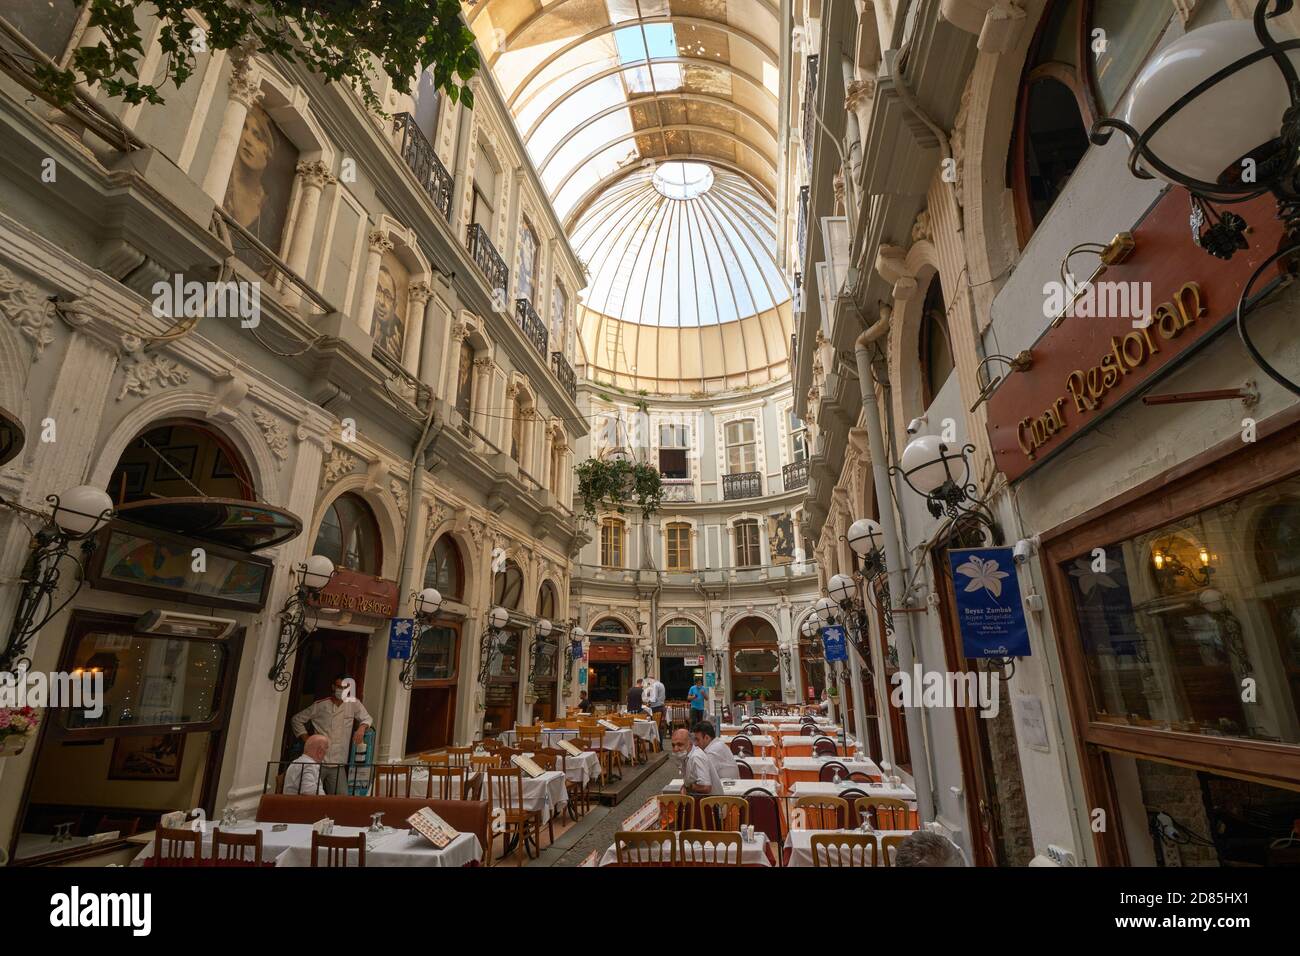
xmin=1063 ymin=478 xmax=1300 ymax=746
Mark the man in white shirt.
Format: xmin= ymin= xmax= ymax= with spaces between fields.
xmin=671 ymin=727 xmax=722 ymax=797
xmin=693 ymin=721 xmax=739 ymax=780
xmin=643 ymin=675 xmax=666 ymax=740
xmin=283 ymin=734 xmax=329 ymax=795
xmin=290 ymin=675 xmax=374 ymax=794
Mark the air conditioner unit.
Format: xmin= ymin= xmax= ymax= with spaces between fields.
xmin=135 ymin=610 xmax=236 ymax=639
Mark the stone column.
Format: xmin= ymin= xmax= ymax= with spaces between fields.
xmin=202 ymin=59 xmax=262 ymax=204
xmin=402 ymin=281 xmax=432 ymax=376
xmin=284 ymin=160 xmax=333 ymax=279
xmin=471 ymin=358 xmax=494 ymax=440
xmin=778 ymin=603 xmax=795 ymax=702
xmin=541 ymin=423 xmax=555 ymax=494
xmin=356 ymin=230 xmax=392 ymax=336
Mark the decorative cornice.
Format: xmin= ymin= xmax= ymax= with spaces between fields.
xmin=322 ymin=443 xmax=358 ymax=487
xmin=296 ymin=159 xmax=335 ymax=189
xmin=367 ymin=229 xmax=394 ymax=254
xmin=252 ymin=406 xmax=289 ymax=467
xmin=116 ymin=350 xmax=189 ymax=400
xmin=0 ymin=264 xmax=54 ymax=355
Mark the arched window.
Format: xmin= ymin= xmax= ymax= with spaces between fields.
xmin=511 ymin=394 xmax=528 ymax=464
xmin=493 ymin=558 xmax=524 ymax=609
xmin=313 ymin=492 xmax=381 ymax=574
xmin=734 ymin=519 xmax=762 ymax=568
xmin=665 ymin=522 xmax=692 ymax=571
xmin=537 ymin=581 xmax=557 ymax=620
xmin=517 ymin=220 xmax=540 ymax=304
xmin=593 ymin=617 xmax=631 ymax=635
xmin=1010 ymin=1 xmax=1174 ymax=244
xmin=108 ymin=419 xmax=255 ymax=505
xmin=424 ymin=534 xmax=463 ymax=600
xmin=919 ymin=274 xmax=954 ymax=407
xmin=600 ymin=517 xmax=625 ymax=569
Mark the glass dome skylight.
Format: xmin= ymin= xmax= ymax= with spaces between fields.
xmin=571 ymin=163 xmax=789 ymax=328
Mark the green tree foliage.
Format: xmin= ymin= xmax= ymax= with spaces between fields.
xmin=574 ymin=457 xmax=663 ymax=522
xmin=34 ymin=0 xmax=478 ymax=111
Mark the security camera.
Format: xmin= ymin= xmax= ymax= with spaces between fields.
xmin=1013 ymin=538 xmax=1034 ymax=566
xmin=906 ymin=415 xmax=928 ymax=435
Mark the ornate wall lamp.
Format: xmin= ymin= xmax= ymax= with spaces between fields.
xmin=527 ymin=617 xmax=556 ymax=690
xmin=637 ymin=636 xmax=653 ymax=673
xmin=1152 ymin=542 xmax=1216 ymax=588
xmin=269 ymin=554 xmax=335 ymax=690
xmin=398 ymin=587 xmax=444 ymax=688
xmin=563 ymin=623 xmax=585 ymax=695
xmin=778 ymin=638 xmax=793 ymax=683
xmin=892 ymin=437 xmax=1001 ymax=545
xmin=1090 ymin=0 xmax=1300 ymax=393
xmin=0 ymin=485 xmax=114 ymax=674
xmin=844 ymin=517 xmax=894 ymax=635
xmin=477 ymin=605 xmax=511 ymax=685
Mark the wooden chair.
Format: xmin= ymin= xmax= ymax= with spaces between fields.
xmin=854 ymin=797 xmax=910 ymax=831
xmin=793 ymin=795 xmax=849 ymax=830
xmin=523 ymin=753 xmax=562 ymax=842
xmin=480 ymin=738 xmax=501 ymax=752
xmin=541 ymin=747 xmax=586 ymax=819
xmin=699 ymin=795 xmax=748 ymax=832
xmin=446 ymin=746 xmax=473 ymax=768
xmin=810 ymin=832 xmax=877 ymax=867
xmin=310 ymin=831 xmax=366 ymax=867
xmin=615 ymin=830 xmax=676 ymax=865
xmin=423 ymin=765 xmax=462 ymax=800
xmin=516 ymin=725 xmax=543 ymax=748
xmin=657 ymin=793 xmax=696 ymax=831
xmin=579 ymin=729 xmax=622 ymax=783
xmin=878 ymin=833 xmax=908 ymax=867
xmin=371 ymin=764 xmax=412 ymax=798
xmin=487 ymin=767 xmax=542 ymax=866
xmin=463 ymin=770 xmax=484 ymax=801
xmin=470 ymin=753 xmax=501 ymax=774
xmin=416 ymin=751 xmax=449 ymax=766
xmin=151 ymin=826 xmax=201 ymax=866
xmin=212 ymin=827 xmax=264 ymax=866
xmin=678 ymin=829 xmax=743 ymax=866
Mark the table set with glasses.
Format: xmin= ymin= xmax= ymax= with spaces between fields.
xmin=783 ymin=828 xmax=914 ymax=868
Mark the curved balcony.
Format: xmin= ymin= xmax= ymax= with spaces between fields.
xmin=466 ymin=222 xmax=508 ymax=296
xmin=392 ymin=112 xmax=454 ymax=222
xmin=722 ymin=471 xmax=763 ymax=501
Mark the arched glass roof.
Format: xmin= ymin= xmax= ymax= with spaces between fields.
xmin=467 ymin=0 xmax=790 ymax=390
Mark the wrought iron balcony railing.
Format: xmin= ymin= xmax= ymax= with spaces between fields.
xmin=783 ymin=459 xmax=809 ymax=492
xmin=514 ymin=298 xmax=548 ymax=357
xmin=722 ymin=471 xmax=763 ymax=501
xmin=662 ymin=483 xmax=694 ymax=503
xmin=802 ymin=54 xmax=820 ymax=174
xmin=551 ymin=350 xmax=576 ymax=400
xmin=797 ymin=186 xmax=810 ymax=268
xmin=392 ymin=112 xmax=454 ymax=223
xmin=466 ymin=222 xmax=508 ymax=297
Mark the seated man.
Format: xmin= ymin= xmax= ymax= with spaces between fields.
xmin=282 ymin=734 xmax=329 ymax=795
xmin=578 ymin=690 xmax=595 ymax=714
xmin=672 ymin=727 xmax=722 ymax=797
xmin=693 ymin=721 xmax=739 ymax=780
xmin=893 ymin=830 xmax=966 ymax=867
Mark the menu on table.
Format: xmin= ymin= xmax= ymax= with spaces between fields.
xmin=511 ymin=754 xmax=546 ymax=778
xmin=597 ymin=719 xmax=619 ymax=731
xmin=407 ymin=807 xmax=458 ymax=849
xmin=557 ymin=739 xmax=584 ymax=757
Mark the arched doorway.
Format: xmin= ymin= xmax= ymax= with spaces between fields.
xmin=484 ymin=559 xmax=524 ymax=734
xmin=405 ymin=534 xmax=465 ymax=754
xmin=529 ymin=581 xmax=559 ymax=721
xmin=729 ymin=617 xmax=780 ymax=707
xmin=588 ymin=616 xmax=633 ymax=706
xmin=280 ymin=491 xmax=386 ymax=760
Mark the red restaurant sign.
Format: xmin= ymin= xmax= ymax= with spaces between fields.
xmin=310 ymin=567 xmax=399 ymax=618
xmin=588 ymin=640 xmax=632 ymax=663
xmin=985 ymin=189 xmax=1286 ymax=483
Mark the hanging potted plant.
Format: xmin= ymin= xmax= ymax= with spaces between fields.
xmin=0 ymin=706 xmax=39 ymax=757
xmin=575 ymin=456 xmax=663 ymax=521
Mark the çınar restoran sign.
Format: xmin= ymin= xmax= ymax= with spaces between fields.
xmin=985 ymin=188 xmax=1287 ymax=483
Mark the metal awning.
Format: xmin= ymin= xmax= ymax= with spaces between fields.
xmin=112 ymin=497 xmax=303 ymax=551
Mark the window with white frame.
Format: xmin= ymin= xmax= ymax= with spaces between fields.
xmin=600 ymin=517 xmax=624 ymax=569
xmin=658 ymin=422 xmax=690 ymax=480
xmin=724 ymin=419 xmax=757 ymax=474
xmin=788 ymin=410 xmax=807 ymax=462
xmin=517 ymin=219 xmax=539 ymax=304
xmin=734 ymin=519 xmax=762 ymax=568
xmin=665 ymin=522 xmax=692 ymax=571
xmin=472 ymin=144 xmax=496 ymax=227
xmin=551 ymin=280 xmax=568 ymax=352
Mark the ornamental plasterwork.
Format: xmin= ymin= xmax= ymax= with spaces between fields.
xmin=390 ymin=478 xmax=409 ymax=523
xmin=0 ymin=264 xmax=55 ymax=355
xmin=117 ymin=352 xmax=189 ymax=400
xmin=911 ymin=209 xmax=932 ymax=244
xmin=252 ymin=407 xmax=289 ymax=465
xmin=468 ymin=518 xmax=486 ymax=549
xmin=322 ymin=444 xmax=358 ymax=487
xmin=424 ymin=499 xmax=449 ymax=551
xmin=950 ymin=84 xmax=972 ymax=208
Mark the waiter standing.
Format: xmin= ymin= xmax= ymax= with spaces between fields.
xmin=290 ymin=674 xmax=373 ymax=794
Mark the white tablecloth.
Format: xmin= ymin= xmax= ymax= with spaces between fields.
xmin=736 ymin=756 xmax=780 ymax=778
xmin=722 ymin=723 xmax=779 ymax=734
xmin=720 ymin=735 xmax=776 ymax=751
xmin=599 ymin=832 xmax=770 ymax=866
xmin=783 ymin=828 xmax=912 ymax=867
xmin=664 ymin=777 xmax=780 ymax=796
xmin=411 ymin=768 xmax=569 ymax=813
xmin=129 ymin=822 xmax=482 ymax=867
xmin=631 ymin=720 xmax=659 ymax=742
xmin=499 ymin=728 xmax=635 ymax=759
xmin=789 ymin=780 xmax=916 ymax=801
xmin=779 ymin=734 xmax=857 ymax=749
xmin=782 ymin=756 xmax=882 ymax=778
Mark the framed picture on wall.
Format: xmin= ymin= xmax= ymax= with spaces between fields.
xmin=107 ymin=734 xmax=186 ymax=781
xmin=152 ymin=446 xmax=197 ymax=483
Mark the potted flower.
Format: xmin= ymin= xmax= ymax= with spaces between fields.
xmin=0 ymin=706 xmax=39 ymax=757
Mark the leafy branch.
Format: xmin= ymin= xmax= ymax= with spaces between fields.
xmin=32 ymin=0 xmax=478 ymax=114
xmin=575 ymin=457 xmax=663 ymax=522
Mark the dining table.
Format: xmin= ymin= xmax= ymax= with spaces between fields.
xmin=735 ymin=755 xmax=781 ymax=778
xmin=720 ymin=734 xmax=776 ymax=754
xmin=783 ymin=828 xmax=914 ymax=867
xmin=663 ymin=777 xmax=780 ymax=797
xmin=499 ymin=727 xmax=635 ymax=759
xmin=129 ymin=821 xmax=483 ymax=867
xmin=781 ymin=755 xmax=882 ymax=786
xmin=778 ymin=734 xmax=859 ymax=757
xmin=410 ymin=767 xmax=569 ymax=814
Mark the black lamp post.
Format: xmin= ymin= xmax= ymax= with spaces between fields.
xmin=892 ymin=437 xmax=1001 ymax=545
xmin=399 ymin=587 xmax=444 ymax=688
xmin=269 ymin=554 xmax=335 ymax=690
